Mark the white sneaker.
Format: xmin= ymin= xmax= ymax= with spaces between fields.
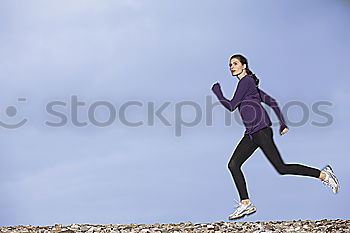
xmin=321 ymin=165 xmax=340 ymax=194
xmin=228 ymin=200 xmax=257 ymax=220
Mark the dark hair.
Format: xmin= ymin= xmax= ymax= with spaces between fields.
xmin=230 ymin=54 xmax=260 ymax=87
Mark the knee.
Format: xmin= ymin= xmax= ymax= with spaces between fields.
xmin=275 ymin=164 xmax=289 ymax=175
xmin=228 ymin=159 xmax=239 ymax=171
xmin=277 ymin=169 xmax=288 ymax=175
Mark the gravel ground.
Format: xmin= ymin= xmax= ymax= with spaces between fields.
xmin=1 ymin=219 xmax=349 ymax=233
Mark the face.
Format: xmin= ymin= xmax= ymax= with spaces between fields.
xmin=229 ymin=58 xmax=246 ymax=76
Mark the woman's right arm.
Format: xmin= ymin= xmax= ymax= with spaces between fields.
xmin=258 ymin=88 xmax=288 ymax=134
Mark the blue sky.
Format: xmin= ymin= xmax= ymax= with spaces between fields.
xmin=0 ymin=0 xmax=349 ymax=226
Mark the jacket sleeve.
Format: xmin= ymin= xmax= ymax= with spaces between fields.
xmin=258 ymin=88 xmax=288 ymax=128
xmin=213 ymin=79 xmax=250 ymax=112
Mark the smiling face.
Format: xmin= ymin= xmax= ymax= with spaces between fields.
xmin=229 ymin=58 xmax=247 ymax=76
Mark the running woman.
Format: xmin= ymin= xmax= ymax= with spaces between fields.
xmin=211 ymin=54 xmax=340 ymax=220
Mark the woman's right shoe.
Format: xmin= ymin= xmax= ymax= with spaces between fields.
xmin=321 ymin=165 xmax=340 ymax=194
xmin=228 ymin=201 xmax=257 ymax=220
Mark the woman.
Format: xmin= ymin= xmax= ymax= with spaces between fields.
xmin=211 ymin=54 xmax=340 ymax=220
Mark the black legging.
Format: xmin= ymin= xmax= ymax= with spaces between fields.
xmin=228 ymin=126 xmax=321 ymax=201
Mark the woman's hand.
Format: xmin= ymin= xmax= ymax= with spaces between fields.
xmin=280 ymin=127 xmax=289 ymax=135
xmin=279 ymin=123 xmax=289 ymax=135
xmin=211 ymin=82 xmax=221 ymax=94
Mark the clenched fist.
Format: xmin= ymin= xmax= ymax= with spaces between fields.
xmin=211 ymin=82 xmax=222 ymax=94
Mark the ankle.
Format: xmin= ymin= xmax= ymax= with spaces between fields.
xmin=241 ymin=199 xmax=251 ymax=205
xmin=319 ymin=171 xmax=329 ymax=181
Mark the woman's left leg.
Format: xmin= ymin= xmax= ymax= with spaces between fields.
xmin=252 ymin=127 xmax=321 ymax=178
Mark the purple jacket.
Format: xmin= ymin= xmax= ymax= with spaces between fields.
xmin=212 ymin=75 xmax=288 ymax=138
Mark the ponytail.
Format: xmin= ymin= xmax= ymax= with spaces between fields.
xmin=246 ymin=68 xmax=260 ymax=87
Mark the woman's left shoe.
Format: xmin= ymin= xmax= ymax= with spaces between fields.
xmin=321 ymin=165 xmax=340 ymax=194
xmin=228 ymin=202 xmax=257 ymax=220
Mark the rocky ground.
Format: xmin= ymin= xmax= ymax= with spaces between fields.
xmin=0 ymin=219 xmax=349 ymax=233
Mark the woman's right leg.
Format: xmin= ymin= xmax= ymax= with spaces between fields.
xmin=228 ymin=134 xmax=259 ymax=201
xmin=253 ymin=127 xmax=321 ymax=178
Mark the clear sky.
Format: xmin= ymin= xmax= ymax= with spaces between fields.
xmin=0 ymin=0 xmax=349 ymax=226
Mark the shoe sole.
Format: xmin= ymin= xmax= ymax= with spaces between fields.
xmin=326 ymin=165 xmax=340 ymax=193
xmin=323 ymin=165 xmax=340 ymax=193
xmin=228 ymin=207 xmax=257 ymax=220
xmin=330 ymin=174 xmax=340 ymax=193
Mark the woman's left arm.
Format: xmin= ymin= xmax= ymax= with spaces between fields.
xmin=211 ymin=79 xmax=249 ymax=112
